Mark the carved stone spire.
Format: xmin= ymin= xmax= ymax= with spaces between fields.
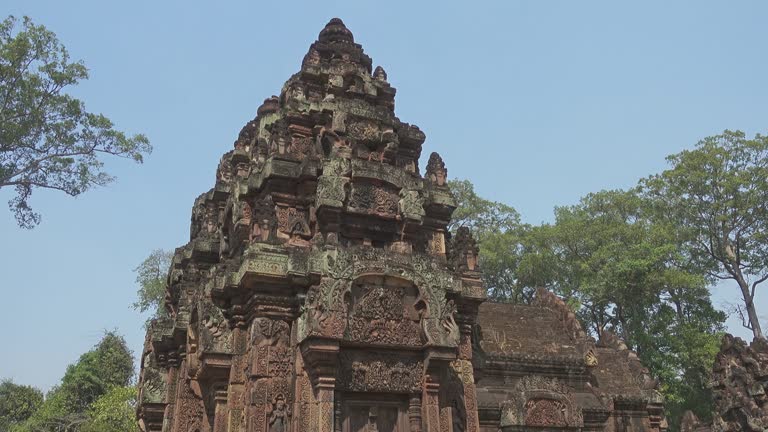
xmin=426 ymin=152 xmax=447 ymax=186
xmin=373 ymin=65 xmax=387 ymax=82
xmin=318 ymin=17 xmax=354 ymax=44
xmin=256 ymin=96 xmax=279 ymax=116
xmin=299 ymin=17 xmax=372 ymax=76
xmin=449 ymin=226 xmax=480 ymax=273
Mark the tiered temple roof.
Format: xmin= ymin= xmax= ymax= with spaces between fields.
xmin=137 ymin=18 xmax=666 ymax=432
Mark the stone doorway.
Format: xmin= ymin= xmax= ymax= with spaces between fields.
xmin=341 ymin=395 xmax=409 ymax=432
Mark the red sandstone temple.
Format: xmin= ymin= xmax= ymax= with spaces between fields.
xmin=136 ymin=18 xmax=665 ymax=432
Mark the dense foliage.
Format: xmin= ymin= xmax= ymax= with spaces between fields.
xmin=0 ymin=380 xmax=44 ymax=430
xmin=80 ymin=386 xmax=137 ymax=432
xmin=644 ymin=130 xmax=768 ymax=340
xmin=0 ymin=15 xmax=151 ymax=228
xmin=6 ymin=331 xmax=136 ymax=432
xmin=132 ymin=248 xmax=173 ymax=325
xmin=445 ymin=130 xmax=764 ymax=431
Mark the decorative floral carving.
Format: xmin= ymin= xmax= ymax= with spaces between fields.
xmin=347 ymin=118 xmax=381 ymax=143
xmin=347 ymin=284 xmax=422 ymax=346
xmin=398 ymin=188 xmax=425 ymax=219
xmin=316 ymin=175 xmax=348 ymax=206
xmin=251 ymin=195 xmax=277 ymax=243
xmin=200 ymin=304 xmax=232 ymax=353
xmin=349 ymin=183 xmax=398 ymax=215
xmin=524 ymin=398 xmax=568 ymax=427
xmin=299 ymin=249 xmax=460 ymax=348
xmin=337 ymin=351 xmax=423 ymax=393
xmin=253 ymin=318 xmax=290 ymax=347
xmin=428 ymin=231 xmax=446 ymax=256
xmin=499 ymin=376 xmax=583 ymax=428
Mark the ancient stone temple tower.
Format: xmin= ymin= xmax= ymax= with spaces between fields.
xmin=137 ymin=18 xmax=665 ymax=432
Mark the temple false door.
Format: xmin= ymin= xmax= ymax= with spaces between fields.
xmin=342 ymin=397 xmax=409 ymax=432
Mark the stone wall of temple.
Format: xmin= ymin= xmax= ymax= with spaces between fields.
xmin=681 ymin=335 xmax=768 ymax=432
xmin=137 ymin=18 xmax=665 ymax=432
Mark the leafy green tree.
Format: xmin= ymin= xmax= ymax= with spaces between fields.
xmin=450 ymin=180 xmax=724 ymax=431
xmin=644 ymin=130 xmax=768 ymax=340
xmin=16 ymin=389 xmax=84 ymax=432
xmin=448 ymin=179 xmax=520 ymax=236
xmin=0 ymin=15 xmax=151 ymax=228
xmin=0 ymin=380 xmax=44 ymax=430
xmin=447 ymin=179 xmax=533 ymax=301
xmin=80 ymin=386 xmax=137 ymax=432
xmin=56 ymin=332 xmax=134 ymax=413
xmin=132 ymin=249 xmax=173 ymax=323
xmin=540 ymin=190 xmax=725 ymax=424
xmin=19 ymin=331 xmax=134 ymax=431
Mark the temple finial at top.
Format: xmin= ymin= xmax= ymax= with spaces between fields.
xmin=318 ymin=17 xmax=354 ymax=43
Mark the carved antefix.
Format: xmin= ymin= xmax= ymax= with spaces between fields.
xmin=425 ymin=152 xmax=447 ymax=186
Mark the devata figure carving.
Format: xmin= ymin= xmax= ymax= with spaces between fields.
xmin=136 ymin=18 xmax=666 ymax=432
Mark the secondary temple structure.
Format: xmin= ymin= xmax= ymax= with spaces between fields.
xmin=137 ymin=18 xmax=665 ymax=432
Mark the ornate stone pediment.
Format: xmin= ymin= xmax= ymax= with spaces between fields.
xmin=298 ymin=248 xmax=460 ymax=348
xmin=499 ymin=376 xmax=583 ymax=428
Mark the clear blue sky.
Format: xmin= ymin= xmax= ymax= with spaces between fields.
xmin=2 ymin=1 xmax=767 ymax=392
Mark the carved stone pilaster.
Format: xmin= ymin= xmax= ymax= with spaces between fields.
xmin=422 ymin=375 xmax=441 ymax=432
xmin=409 ymin=394 xmax=423 ymax=432
xmin=212 ymin=386 xmax=228 ymax=432
xmin=226 ymin=327 xmax=247 ymax=432
xmin=300 ymin=338 xmax=340 ymax=432
xmin=171 ymin=361 xmax=205 ymax=432
xmin=246 ymin=317 xmax=293 ymax=432
xmin=423 ymin=349 xmax=453 ymax=432
xmin=334 ymin=391 xmax=343 ymax=432
xmin=316 ymin=377 xmax=336 ymax=432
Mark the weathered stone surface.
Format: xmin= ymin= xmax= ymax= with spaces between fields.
xmin=137 ymin=18 xmax=662 ymax=432
xmin=681 ymin=334 xmax=768 ymax=432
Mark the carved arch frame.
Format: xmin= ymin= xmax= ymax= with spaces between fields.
xmin=499 ymin=376 xmax=584 ymax=429
xmin=300 ymin=248 xmax=461 ymax=348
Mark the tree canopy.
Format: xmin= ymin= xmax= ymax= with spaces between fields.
xmin=0 ymin=380 xmax=44 ymax=430
xmin=132 ymin=248 xmax=173 ymax=325
xmin=0 ymin=15 xmax=151 ymax=228
xmin=80 ymin=386 xmax=137 ymax=432
xmin=16 ymin=331 xmax=135 ymax=432
xmin=643 ymin=130 xmax=768 ymax=340
xmin=448 ymin=164 xmax=731 ymax=431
